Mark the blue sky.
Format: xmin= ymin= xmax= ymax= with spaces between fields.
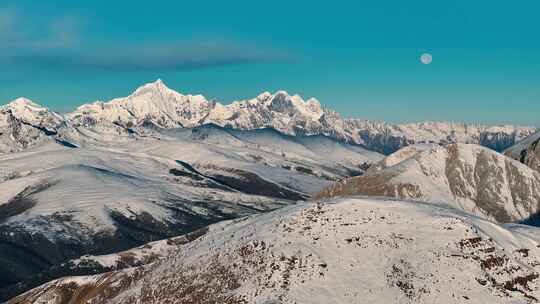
xmin=0 ymin=0 xmax=539 ymax=125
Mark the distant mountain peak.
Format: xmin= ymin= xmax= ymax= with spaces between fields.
xmin=5 ymin=97 xmax=44 ymax=109
xmin=132 ymin=78 xmax=179 ymax=97
xmin=273 ymin=90 xmax=290 ymax=97
xmin=256 ymin=91 xmax=272 ymax=101
xmin=2 ymin=97 xmax=63 ymax=125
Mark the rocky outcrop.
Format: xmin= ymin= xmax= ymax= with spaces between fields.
xmin=317 ymin=144 xmax=540 ymax=223
xmin=505 ymin=131 xmax=540 ymax=173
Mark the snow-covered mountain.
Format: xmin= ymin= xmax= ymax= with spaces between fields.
xmin=345 ymin=120 xmax=535 ymax=154
xmin=68 ymin=79 xmax=213 ymax=129
xmin=317 ymin=144 xmax=540 ymax=223
xmin=0 ymin=98 xmax=65 ymax=153
xmin=1 ymin=80 xmax=538 ymax=302
xmin=0 ymin=124 xmax=382 ymax=301
xmin=10 ymin=197 xmax=540 ymax=304
xmin=22 ymin=79 xmax=530 ymax=155
xmin=505 ymin=131 xmax=540 ymax=173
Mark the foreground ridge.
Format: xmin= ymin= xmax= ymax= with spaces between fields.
xmin=10 ymin=197 xmax=540 ymax=304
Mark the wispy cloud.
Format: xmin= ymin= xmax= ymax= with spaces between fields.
xmin=0 ymin=7 xmax=80 ymax=50
xmin=10 ymin=41 xmax=288 ymax=71
xmin=0 ymin=7 xmax=289 ymax=73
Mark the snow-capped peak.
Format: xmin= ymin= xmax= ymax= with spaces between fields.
xmin=3 ymin=98 xmax=55 ymax=116
xmin=274 ymin=90 xmax=290 ymax=97
xmin=5 ymin=97 xmax=42 ymax=108
xmin=255 ymin=90 xmax=323 ymax=117
xmin=256 ymin=91 xmax=272 ymax=101
xmin=1 ymin=97 xmax=64 ymax=127
xmin=131 ymin=78 xmax=176 ymax=97
xmin=69 ymin=80 xmax=213 ymax=128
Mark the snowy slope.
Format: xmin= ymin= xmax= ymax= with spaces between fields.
xmin=505 ymin=131 xmax=540 ymax=173
xmin=369 ymin=143 xmax=439 ymax=171
xmin=0 ymin=125 xmax=382 ymax=301
xmin=11 ymin=197 xmax=540 ymax=304
xmin=4 ymin=227 xmax=210 ymax=301
xmin=317 ymin=144 xmax=540 ymax=223
xmin=0 ymin=144 xmax=299 ymax=297
xmin=163 ymin=124 xmax=382 ymax=176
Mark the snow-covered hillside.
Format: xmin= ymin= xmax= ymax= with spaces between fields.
xmin=11 ymin=197 xmax=540 ymax=304
xmin=4 ymin=227 xmax=209 ymax=301
xmin=317 ymin=144 xmax=540 ymax=223
xmin=505 ymin=131 xmax=540 ymax=173
xmin=0 ymin=124 xmax=382 ymax=301
xmin=1 ymin=80 xmax=538 ymax=302
xmin=4 ymin=79 xmax=530 ymax=155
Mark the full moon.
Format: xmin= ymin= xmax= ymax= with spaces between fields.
xmin=421 ymin=53 xmax=433 ymax=65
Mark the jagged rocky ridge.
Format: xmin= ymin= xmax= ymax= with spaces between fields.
xmin=10 ymin=197 xmax=540 ymax=304
xmin=505 ymin=131 xmax=540 ymax=173
xmin=317 ymin=143 xmax=540 ymax=224
xmin=0 ymin=79 xmax=536 ymax=155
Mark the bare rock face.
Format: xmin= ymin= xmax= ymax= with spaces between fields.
xmin=10 ymin=198 xmax=540 ymax=304
xmin=317 ymin=144 xmax=540 ymax=223
xmin=505 ymin=131 xmax=540 ymax=173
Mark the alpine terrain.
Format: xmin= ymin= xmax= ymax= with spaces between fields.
xmin=0 ymin=80 xmax=539 ymax=303
xmin=317 ymin=143 xmax=540 ymax=223
xmin=0 ymin=120 xmax=383 ymax=300
xmin=505 ymin=131 xmax=540 ymax=173
xmin=10 ymin=198 xmax=540 ymax=304
xmin=0 ymin=80 xmax=535 ymax=155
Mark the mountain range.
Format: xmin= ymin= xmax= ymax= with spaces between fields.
xmin=1 ymin=80 xmax=540 ymax=303
xmin=0 ymin=80 xmax=536 ymax=155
